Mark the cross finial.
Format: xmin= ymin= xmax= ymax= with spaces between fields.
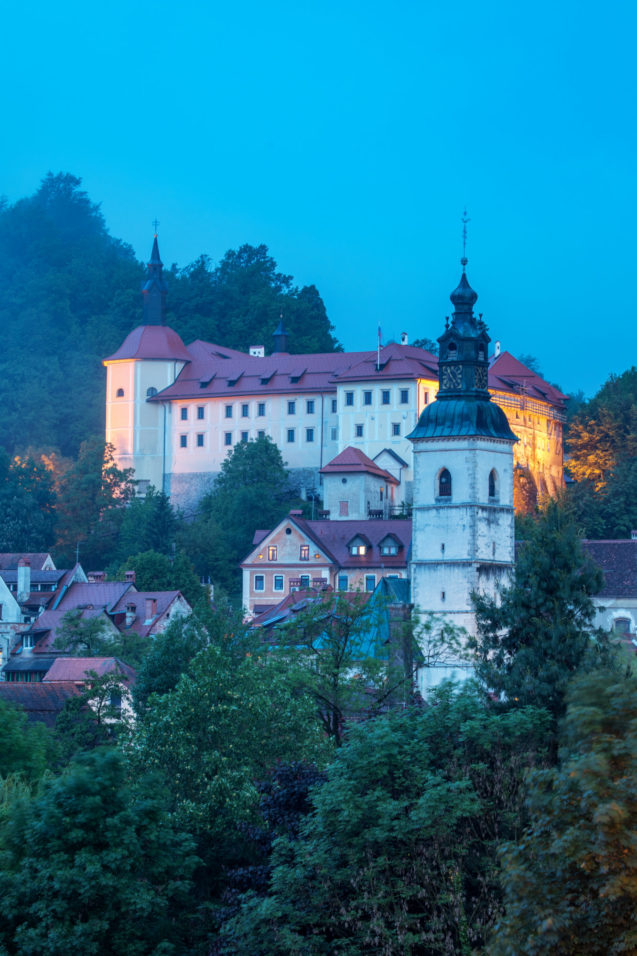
xmin=461 ymin=208 xmax=470 ymax=269
xmin=152 ymin=218 xmax=160 ymax=236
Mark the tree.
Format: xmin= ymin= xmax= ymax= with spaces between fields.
xmin=114 ymin=486 xmax=178 ymax=562
xmin=490 ymin=669 xmax=637 ymax=956
xmin=116 ymin=548 xmax=205 ymax=606
xmin=470 ymin=501 xmax=609 ymax=719
xmin=53 ymin=608 xmax=117 ymax=656
xmin=222 ymin=685 xmax=551 ymax=955
xmin=412 ymin=336 xmax=439 ymax=355
xmin=0 ymin=699 xmax=52 ymax=783
xmin=0 ymin=451 xmax=57 ymax=552
xmin=53 ymin=671 xmax=133 ymax=763
xmin=0 ymin=748 xmax=199 ymax=955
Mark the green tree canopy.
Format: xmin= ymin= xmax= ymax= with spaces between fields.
xmin=0 ymin=450 xmax=57 ymax=552
xmin=115 ymin=548 xmax=205 ymax=607
xmin=0 ymin=699 xmax=53 ymax=783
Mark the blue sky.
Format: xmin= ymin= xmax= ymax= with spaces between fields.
xmin=3 ymin=0 xmax=635 ymax=395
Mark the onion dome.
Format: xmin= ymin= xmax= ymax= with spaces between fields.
xmin=450 ymin=265 xmax=478 ymax=312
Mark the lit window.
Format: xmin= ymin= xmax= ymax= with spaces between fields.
xmin=197 ymin=434 xmax=204 ymax=447
xmin=438 ymin=469 xmax=452 ymax=498
xmin=287 ymin=429 xmax=295 ymax=442
xmin=392 ymin=423 xmax=400 ymax=436
xmin=306 ymin=428 xmax=314 ymax=442
xmin=116 ymin=388 xmax=124 ymax=397
xmin=382 ymin=390 xmax=390 ymax=405
xmin=300 ymin=545 xmax=310 ymax=560
xmin=225 ymin=405 xmax=233 ymax=419
xmin=180 ymin=434 xmax=187 ymax=448
xmin=306 ymin=399 xmax=315 ymax=414
xmin=350 ymin=544 xmax=367 ymax=556
xmin=224 ymin=432 xmax=232 ymax=446
xmin=331 ymin=399 xmax=337 ymax=413
xmin=241 ymin=403 xmax=249 ymax=417
xmin=274 ymin=574 xmax=284 ymax=591
xmin=197 ymin=406 xmax=204 ymax=420
xmin=400 ymin=389 xmax=409 ymax=404
xmin=258 ymin=402 xmax=266 ymax=416
xmin=345 ymin=392 xmax=354 ymax=406
xmin=365 ymin=575 xmax=375 ymax=592
xmin=254 ymin=575 xmax=265 ymax=592
xmin=241 ymin=431 xmax=249 ymax=442
xmin=180 ymin=407 xmax=188 ymax=420
xmin=363 ymin=391 xmax=372 ymax=405
xmin=337 ymin=574 xmax=348 ymax=591
xmin=268 ymin=546 xmax=277 ymax=561
xmin=288 ymin=401 xmax=296 ymax=414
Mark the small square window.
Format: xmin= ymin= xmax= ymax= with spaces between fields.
xmin=363 ymin=390 xmax=372 ymax=405
xmin=225 ymin=405 xmax=233 ymax=419
xmin=180 ymin=407 xmax=188 ymax=421
xmin=241 ymin=431 xmax=249 ymax=442
xmin=241 ymin=403 xmax=249 ymax=417
xmin=197 ymin=406 xmax=204 ymax=420
xmin=337 ymin=574 xmax=348 ymax=591
xmin=288 ymin=401 xmax=296 ymax=415
xmin=331 ymin=399 xmax=337 ymax=413
xmin=345 ymin=391 xmax=354 ymax=406
xmin=392 ymin=423 xmax=400 ymax=436
xmin=258 ymin=430 xmax=265 ymax=438
xmin=274 ymin=574 xmax=284 ymax=591
xmin=224 ymin=432 xmax=232 ymax=446
xmin=382 ymin=390 xmax=390 ymax=405
xmin=365 ymin=575 xmax=375 ymax=592
xmin=355 ymin=424 xmax=363 ymax=438
xmin=197 ymin=433 xmax=204 ymax=447
xmin=306 ymin=428 xmax=314 ymax=442
xmin=287 ymin=429 xmax=295 ymax=442
xmin=306 ymin=399 xmax=315 ymax=414
xmin=400 ymin=389 xmax=409 ymax=404
xmin=180 ymin=434 xmax=187 ymax=448
xmin=300 ymin=545 xmax=309 ymax=560
xmin=258 ymin=402 xmax=266 ymax=416
xmin=254 ymin=574 xmax=265 ymax=592
xmin=268 ymin=546 xmax=277 ymax=561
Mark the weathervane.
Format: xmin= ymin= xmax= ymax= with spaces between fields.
xmin=461 ymin=208 xmax=470 ymax=269
xmin=152 ymin=218 xmax=160 ymax=236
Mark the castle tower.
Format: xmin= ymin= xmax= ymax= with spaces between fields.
xmin=104 ymin=235 xmax=191 ymax=494
xmin=407 ymin=260 xmax=518 ymax=636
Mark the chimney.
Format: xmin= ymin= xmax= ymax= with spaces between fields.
xmin=400 ymin=332 xmax=408 ymax=346
xmin=125 ymin=570 xmax=136 ymax=584
xmin=17 ymin=559 xmax=30 ymax=603
xmin=249 ymin=345 xmax=265 ymax=357
xmin=145 ymin=597 xmax=157 ymax=622
xmin=125 ymin=603 xmax=136 ymax=627
xmin=88 ymin=570 xmax=105 ymax=583
xmin=632 ymin=530 xmax=637 ymax=541
xmin=494 ymin=341 xmax=501 ymax=357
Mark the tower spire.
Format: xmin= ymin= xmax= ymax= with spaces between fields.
xmin=461 ymin=208 xmax=470 ymax=271
xmin=141 ymin=230 xmax=168 ymax=325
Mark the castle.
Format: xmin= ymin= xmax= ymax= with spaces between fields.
xmin=104 ymin=237 xmax=567 ymax=513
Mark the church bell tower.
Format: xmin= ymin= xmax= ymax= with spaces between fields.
xmin=407 ymin=252 xmax=518 ymax=636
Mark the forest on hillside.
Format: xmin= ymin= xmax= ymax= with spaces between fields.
xmin=0 ymin=173 xmax=340 ymax=458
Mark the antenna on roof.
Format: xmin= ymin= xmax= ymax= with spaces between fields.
xmin=461 ymin=208 xmax=470 ymax=270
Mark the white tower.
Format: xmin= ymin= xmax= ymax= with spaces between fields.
xmin=408 ymin=260 xmax=517 ymax=637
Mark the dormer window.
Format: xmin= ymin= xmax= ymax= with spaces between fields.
xmin=379 ymin=535 xmax=400 ymax=556
xmin=351 ymin=544 xmax=367 ymax=555
xmin=348 ymin=534 xmax=370 ymax=556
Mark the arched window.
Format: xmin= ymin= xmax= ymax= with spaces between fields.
xmin=146 ymin=386 xmax=158 ymax=397
xmin=438 ymin=469 xmax=452 ymax=498
xmin=488 ymin=469 xmax=498 ymax=499
xmin=447 ymin=342 xmax=457 ymax=359
xmin=116 ymin=388 xmax=124 ymax=397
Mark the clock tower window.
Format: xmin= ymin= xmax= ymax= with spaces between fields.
xmin=438 ymin=468 xmax=452 ymax=498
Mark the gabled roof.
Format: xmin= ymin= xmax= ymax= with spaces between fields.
xmin=110 ymin=590 xmax=188 ymax=636
xmin=43 ymin=657 xmax=137 ymax=684
xmin=374 ymin=448 xmax=409 ymax=468
xmin=489 ymin=352 xmax=568 ymax=408
xmin=582 ymin=540 xmax=637 ymax=599
xmin=331 ymin=343 xmax=438 ymax=383
xmin=320 ymin=447 xmax=398 ymax=484
xmin=25 ymin=608 xmax=115 ymax=654
xmin=0 ymin=681 xmax=83 ymax=727
xmin=53 ymin=581 xmax=135 ymax=613
xmin=104 ymin=325 xmax=192 ymax=362
xmin=251 ymin=587 xmax=371 ymax=630
xmin=0 ymin=553 xmax=55 ymax=570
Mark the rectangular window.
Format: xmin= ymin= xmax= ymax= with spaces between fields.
xmin=254 ymin=574 xmax=265 ymax=592
xmin=288 ymin=400 xmax=296 ymax=414
xmin=355 ymin=424 xmax=363 ymax=437
xmin=287 ymin=429 xmax=295 ymax=443
xmin=400 ymin=388 xmax=409 ymax=404
xmin=300 ymin=545 xmax=310 ymax=560
xmin=300 ymin=574 xmax=311 ymax=588
xmin=268 ymin=545 xmax=277 ymax=561
xmin=257 ymin=402 xmax=266 ymax=416
xmin=224 ymin=432 xmax=232 ymax=446
xmin=363 ymin=390 xmax=372 ymax=405
xmin=197 ymin=406 xmax=204 ymax=420
xmin=306 ymin=428 xmax=314 ymax=442
xmin=225 ymin=405 xmax=233 ymax=419
xmin=274 ymin=574 xmax=284 ymax=591
xmin=241 ymin=431 xmax=249 ymax=442
xmin=241 ymin=403 xmax=249 ymax=417
xmin=331 ymin=399 xmax=337 ymax=413
xmin=338 ymin=574 xmax=348 ymax=591
xmin=306 ymin=399 xmax=315 ymax=414
xmin=382 ymin=389 xmax=390 ymax=405
xmin=180 ymin=407 xmax=188 ymax=421
xmin=345 ymin=391 xmax=354 ymax=406
xmin=197 ymin=433 xmax=204 ymax=447
xmin=339 ymin=500 xmax=349 ymax=516
xmin=365 ymin=574 xmax=375 ymax=592
xmin=180 ymin=434 xmax=187 ymax=448
xmin=258 ymin=430 xmax=265 ymax=438
xmin=331 ymin=427 xmax=338 ymax=441
xmin=392 ymin=422 xmax=400 ymax=436
xmin=424 ymin=392 xmax=429 ymax=405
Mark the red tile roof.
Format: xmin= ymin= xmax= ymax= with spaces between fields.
xmin=582 ymin=540 xmax=637 ymax=599
xmin=251 ymin=587 xmax=371 ymax=630
xmin=0 ymin=681 xmax=82 ymax=727
xmin=331 ymin=343 xmax=438 ymax=383
xmin=104 ymin=325 xmax=192 ymax=362
xmin=489 ymin=352 xmax=568 ymax=408
xmin=27 ymin=608 xmax=111 ymax=653
xmin=110 ymin=590 xmax=186 ymax=636
xmin=54 ymin=582 xmax=135 ymax=612
xmin=320 ymin=447 xmax=399 ymax=484
xmin=43 ymin=657 xmax=136 ymax=684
